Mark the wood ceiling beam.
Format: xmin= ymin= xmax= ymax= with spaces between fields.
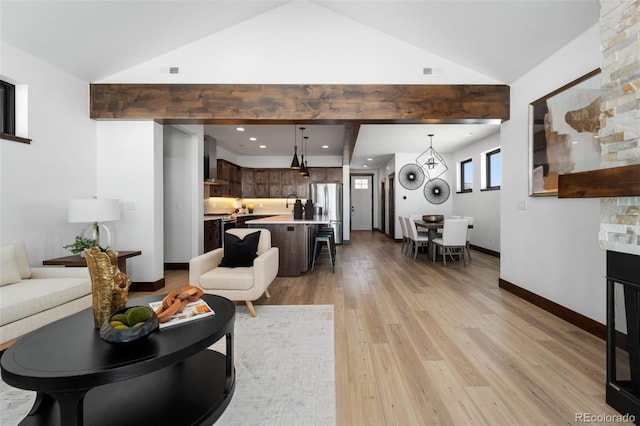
xmin=90 ymin=83 xmax=510 ymax=123
xmin=342 ymin=124 xmax=360 ymax=166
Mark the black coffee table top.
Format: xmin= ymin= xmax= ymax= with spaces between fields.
xmin=1 ymin=294 xmax=235 ymax=392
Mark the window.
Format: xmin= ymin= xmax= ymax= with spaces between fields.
xmin=486 ymin=148 xmax=501 ymax=189
xmin=0 ymin=80 xmax=16 ymax=136
xmin=460 ymin=159 xmax=472 ymax=192
xmin=0 ymin=79 xmax=29 ymax=144
xmin=354 ymin=178 xmax=369 ymax=189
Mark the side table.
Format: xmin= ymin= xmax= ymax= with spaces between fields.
xmin=43 ymin=250 xmax=141 ymax=274
xmin=42 ymin=250 xmax=161 ymax=291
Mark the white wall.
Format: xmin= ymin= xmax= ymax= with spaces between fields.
xmin=452 ymin=132 xmax=501 ymax=252
xmin=96 ymin=121 xmax=164 ymax=283
xmin=163 ymin=126 xmax=194 ymax=263
xmin=99 ymin=2 xmax=498 ymax=85
xmin=500 ymin=24 xmax=605 ymax=323
xmin=0 ymin=42 xmax=96 ymax=265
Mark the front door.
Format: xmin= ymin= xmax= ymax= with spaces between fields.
xmin=350 ymin=174 xmax=373 ymax=231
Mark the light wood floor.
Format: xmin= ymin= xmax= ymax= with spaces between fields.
xmin=136 ymin=231 xmax=624 ymax=425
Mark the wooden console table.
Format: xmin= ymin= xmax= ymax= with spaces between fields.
xmin=43 ymin=250 xmax=141 ymax=274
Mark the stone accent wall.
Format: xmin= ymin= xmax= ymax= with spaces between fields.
xmin=599 ymin=0 xmax=640 ymax=256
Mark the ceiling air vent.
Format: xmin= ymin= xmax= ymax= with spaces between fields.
xmin=169 ymin=67 xmax=179 ymax=74
xmin=422 ymin=67 xmax=443 ymax=76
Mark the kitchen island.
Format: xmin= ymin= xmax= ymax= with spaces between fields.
xmin=246 ymin=215 xmax=330 ymax=277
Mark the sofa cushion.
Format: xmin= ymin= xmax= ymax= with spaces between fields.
xmin=1 ymin=240 xmax=31 ymax=279
xmin=0 ymin=277 xmax=91 ymax=326
xmin=199 ymin=267 xmax=254 ymax=291
xmin=1 ymin=246 xmax=22 ymax=286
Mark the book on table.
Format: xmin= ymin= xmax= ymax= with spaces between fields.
xmin=149 ymin=298 xmax=216 ymax=329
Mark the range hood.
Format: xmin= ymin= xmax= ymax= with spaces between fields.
xmin=204 ymin=135 xmax=228 ymax=185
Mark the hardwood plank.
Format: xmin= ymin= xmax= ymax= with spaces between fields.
xmin=142 ymin=231 xmax=626 ymax=425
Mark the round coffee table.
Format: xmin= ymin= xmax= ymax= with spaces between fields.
xmin=1 ymin=294 xmax=235 ymax=426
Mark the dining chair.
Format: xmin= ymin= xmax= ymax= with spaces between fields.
xmin=409 ymin=214 xmax=429 ymax=232
xmin=404 ymin=216 xmax=429 ymax=260
xmin=431 ymin=218 xmax=469 ymax=267
xmin=398 ymin=216 xmax=409 ymax=255
xmin=462 ymin=216 xmax=474 ymax=262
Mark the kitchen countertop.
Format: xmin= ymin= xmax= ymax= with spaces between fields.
xmin=204 ymin=213 xmax=283 ymax=221
xmin=245 ymin=215 xmax=330 ymax=225
xmin=204 ymin=214 xmax=231 ymax=221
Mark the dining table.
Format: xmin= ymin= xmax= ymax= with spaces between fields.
xmin=413 ymin=219 xmax=474 ymax=257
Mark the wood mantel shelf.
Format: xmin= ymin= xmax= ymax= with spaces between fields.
xmin=558 ymin=163 xmax=640 ymax=198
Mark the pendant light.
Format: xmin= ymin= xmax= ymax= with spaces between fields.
xmin=290 ymin=125 xmax=301 ymax=169
xmin=301 ymin=136 xmax=310 ymax=177
xmin=298 ymin=127 xmax=307 ymax=176
xmin=416 ymin=133 xmax=448 ymax=180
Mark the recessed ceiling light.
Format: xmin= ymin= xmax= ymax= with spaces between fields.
xmin=322 ymin=145 xmax=329 ymax=149
xmin=236 ymin=127 xmax=245 ymax=132
xmin=363 ymin=165 xmax=368 ymax=168
xmin=250 ymin=137 xmax=257 ymax=141
xmin=259 ymin=145 xmax=267 ymax=149
xmin=367 ymin=158 xmax=373 ymax=161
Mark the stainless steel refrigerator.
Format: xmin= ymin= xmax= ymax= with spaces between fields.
xmin=309 ymin=183 xmax=343 ymax=244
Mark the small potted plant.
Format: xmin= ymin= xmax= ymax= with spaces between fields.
xmin=64 ymin=236 xmax=98 ymax=257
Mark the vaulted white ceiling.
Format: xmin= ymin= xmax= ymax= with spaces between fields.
xmin=0 ymin=0 xmax=600 ymax=168
xmin=1 ymin=0 xmax=599 ymax=83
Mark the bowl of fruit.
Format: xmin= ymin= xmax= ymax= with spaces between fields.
xmin=99 ymin=305 xmax=159 ymax=344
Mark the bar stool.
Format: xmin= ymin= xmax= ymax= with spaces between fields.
xmin=311 ymin=227 xmax=336 ymax=273
xmin=316 ymin=226 xmax=336 ymax=257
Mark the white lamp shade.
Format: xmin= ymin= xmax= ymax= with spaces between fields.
xmin=68 ymin=199 xmax=121 ymax=223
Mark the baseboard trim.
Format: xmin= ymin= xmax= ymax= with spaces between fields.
xmin=130 ymin=278 xmax=165 ymax=292
xmin=164 ymin=262 xmax=189 ymax=270
xmin=470 ymin=244 xmax=500 ymax=258
xmin=499 ymin=278 xmax=605 ymax=340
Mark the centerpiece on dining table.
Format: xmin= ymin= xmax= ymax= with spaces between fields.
xmin=422 ymin=214 xmax=444 ymax=223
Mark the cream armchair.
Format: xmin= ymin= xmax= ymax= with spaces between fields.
xmin=189 ymin=228 xmax=279 ymax=317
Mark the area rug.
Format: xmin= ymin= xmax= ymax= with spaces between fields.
xmin=0 ymin=304 xmax=336 ymax=426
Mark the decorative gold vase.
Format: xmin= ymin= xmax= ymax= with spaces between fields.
xmin=85 ymin=247 xmax=132 ymax=328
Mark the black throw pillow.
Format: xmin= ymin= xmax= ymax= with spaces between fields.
xmin=220 ymin=231 xmax=261 ymax=268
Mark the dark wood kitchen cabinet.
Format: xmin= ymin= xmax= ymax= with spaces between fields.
xmin=307 ymin=167 xmax=342 ymax=183
xmin=268 ymin=169 xmax=282 ymax=197
xmin=210 ymin=159 xmax=241 ymax=197
xmin=253 ymin=169 xmax=268 ymax=198
xmin=216 ymin=166 xmax=339 ymax=199
xmin=204 ymin=220 xmax=220 ymax=253
xmin=281 ymin=169 xmax=297 ymax=197
xmin=241 ymin=168 xmax=254 ymax=198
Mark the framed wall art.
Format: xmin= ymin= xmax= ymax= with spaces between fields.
xmin=529 ymin=69 xmax=602 ymax=196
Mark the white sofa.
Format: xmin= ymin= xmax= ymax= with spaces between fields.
xmin=0 ymin=241 xmax=92 ymax=346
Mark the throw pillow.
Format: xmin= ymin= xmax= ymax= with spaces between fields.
xmin=1 ymin=240 xmax=31 ymax=279
xmin=1 ymin=245 xmax=22 ymax=286
xmin=220 ymin=231 xmax=261 ymax=268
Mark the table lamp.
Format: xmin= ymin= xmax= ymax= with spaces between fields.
xmin=68 ymin=198 xmax=120 ymax=248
